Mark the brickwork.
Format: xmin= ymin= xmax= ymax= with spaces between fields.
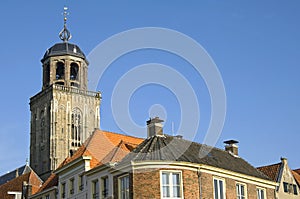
xmin=132 ymin=168 xmax=161 ymax=199
xmin=129 ymin=168 xmax=275 ymax=199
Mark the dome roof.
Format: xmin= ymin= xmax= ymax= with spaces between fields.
xmin=42 ymin=42 xmax=86 ymax=62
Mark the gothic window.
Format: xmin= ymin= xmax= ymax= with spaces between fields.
xmin=70 ymin=62 xmax=79 ymax=80
xmin=40 ymin=110 xmax=45 ymax=142
xmin=56 ymin=62 xmax=65 ymax=80
xmin=71 ymin=109 xmax=82 ymax=147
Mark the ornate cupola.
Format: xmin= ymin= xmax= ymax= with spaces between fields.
xmin=29 ymin=7 xmax=101 ymax=181
xmin=41 ymin=7 xmax=88 ymax=90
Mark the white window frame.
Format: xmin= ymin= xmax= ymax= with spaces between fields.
xmin=236 ymin=182 xmax=247 ymax=199
xmin=213 ymin=177 xmax=226 ymax=199
xmin=160 ymin=170 xmax=183 ymax=199
xmin=118 ymin=174 xmax=130 ymax=199
xmin=257 ymin=187 xmax=266 ymax=199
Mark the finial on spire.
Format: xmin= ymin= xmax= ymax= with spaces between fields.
xmin=59 ymin=6 xmax=72 ymax=42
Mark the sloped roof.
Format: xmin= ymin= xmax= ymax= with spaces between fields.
xmin=58 ymin=129 xmax=144 ymax=169
xmin=0 ymin=165 xmax=33 ymax=186
xmin=0 ymin=171 xmax=42 ymax=199
xmin=37 ymin=173 xmax=58 ymax=193
xmin=36 ymin=129 xmax=143 ymax=195
xmin=101 ymin=140 xmax=140 ymax=164
xmin=118 ymin=135 xmax=270 ymax=180
xmin=294 ymin=169 xmax=300 ymax=175
xmin=257 ymin=162 xmax=282 ymax=182
xmin=292 ymin=170 xmax=300 ymax=187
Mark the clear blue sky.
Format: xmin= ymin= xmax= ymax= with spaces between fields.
xmin=0 ymin=0 xmax=299 ymax=175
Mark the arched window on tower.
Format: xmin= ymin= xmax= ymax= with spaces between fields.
xmin=56 ymin=62 xmax=65 ymax=80
xmin=40 ymin=110 xmax=45 ymax=144
xmin=71 ymin=108 xmax=82 ymax=147
xmin=70 ymin=63 xmax=79 ymax=80
xmin=44 ymin=63 xmax=50 ymax=85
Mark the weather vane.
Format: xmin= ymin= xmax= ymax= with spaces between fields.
xmin=59 ymin=6 xmax=72 ymax=42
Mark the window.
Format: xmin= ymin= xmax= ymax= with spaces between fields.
xmin=293 ymin=184 xmax=298 ymax=195
xmin=101 ymin=176 xmax=109 ymax=199
xmin=92 ymin=179 xmax=99 ymax=199
xmin=283 ymin=182 xmax=289 ymax=192
xmin=71 ymin=108 xmax=82 ymax=147
xmin=161 ymin=171 xmax=182 ymax=199
xmin=69 ymin=178 xmax=74 ymax=195
xmin=70 ymin=62 xmax=79 ymax=80
xmin=45 ymin=195 xmax=50 ymax=199
xmin=61 ymin=183 xmax=66 ymax=198
xmin=257 ymin=188 xmax=265 ymax=199
xmin=44 ymin=63 xmax=50 ymax=84
xmin=119 ymin=175 xmax=129 ymax=199
xmin=214 ymin=178 xmax=225 ymax=199
xmin=236 ymin=183 xmax=246 ymax=199
xmin=79 ymin=175 xmax=84 ymax=191
xmin=283 ymin=182 xmax=298 ymax=195
xmin=56 ymin=62 xmax=65 ymax=80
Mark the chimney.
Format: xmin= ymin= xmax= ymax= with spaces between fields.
xmin=147 ymin=117 xmax=164 ymax=137
xmin=224 ymin=140 xmax=239 ymax=156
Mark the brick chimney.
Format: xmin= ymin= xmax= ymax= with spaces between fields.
xmin=224 ymin=140 xmax=239 ymax=156
xmin=147 ymin=117 xmax=164 ymax=137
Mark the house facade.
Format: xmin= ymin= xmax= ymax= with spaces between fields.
xmin=30 ymin=118 xmax=277 ymax=199
xmin=258 ymin=158 xmax=300 ymax=199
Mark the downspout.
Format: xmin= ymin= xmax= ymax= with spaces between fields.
xmin=197 ymin=167 xmax=202 ymax=199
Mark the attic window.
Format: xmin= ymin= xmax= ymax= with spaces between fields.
xmin=283 ymin=182 xmax=298 ymax=195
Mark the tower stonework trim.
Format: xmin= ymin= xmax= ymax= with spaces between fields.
xmin=30 ymin=42 xmax=101 ymax=181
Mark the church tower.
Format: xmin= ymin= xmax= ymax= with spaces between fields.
xmin=29 ymin=7 xmax=101 ymax=180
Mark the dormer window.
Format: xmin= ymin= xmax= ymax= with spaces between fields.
xmin=56 ymin=62 xmax=65 ymax=80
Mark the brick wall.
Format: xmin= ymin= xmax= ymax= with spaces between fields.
xmin=115 ymin=168 xmax=275 ymax=199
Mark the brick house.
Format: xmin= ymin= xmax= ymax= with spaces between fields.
xmin=0 ymin=169 xmax=42 ymax=199
xmin=107 ymin=118 xmax=277 ymax=199
xmin=29 ymin=118 xmax=277 ymax=199
xmin=29 ymin=129 xmax=143 ymax=199
xmin=258 ymin=158 xmax=300 ymax=199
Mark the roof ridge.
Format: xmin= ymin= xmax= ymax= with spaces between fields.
xmin=257 ymin=162 xmax=282 ymax=169
xmin=100 ymin=129 xmax=144 ymax=140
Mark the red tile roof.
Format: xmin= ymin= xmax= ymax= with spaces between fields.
xmin=35 ymin=129 xmax=143 ymax=195
xmin=59 ymin=129 xmax=143 ymax=168
xmin=0 ymin=171 xmax=42 ymax=199
xmin=37 ymin=173 xmax=58 ymax=193
xmin=257 ymin=162 xmax=282 ymax=181
xmin=292 ymin=170 xmax=300 ymax=187
xmin=294 ymin=169 xmax=300 ymax=175
xmin=101 ymin=140 xmax=140 ymax=164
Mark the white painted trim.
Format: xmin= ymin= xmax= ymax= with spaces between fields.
xmin=160 ymin=170 xmax=184 ymax=199
xmin=54 ymin=155 xmax=92 ymax=175
xmin=236 ymin=182 xmax=248 ymax=199
xmin=256 ymin=187 xmax=267 ymax=199
xmin=213 ymin=176 xmax=226 ymax=199
xmin=118 ymin=174 xmax=130 ymax=199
